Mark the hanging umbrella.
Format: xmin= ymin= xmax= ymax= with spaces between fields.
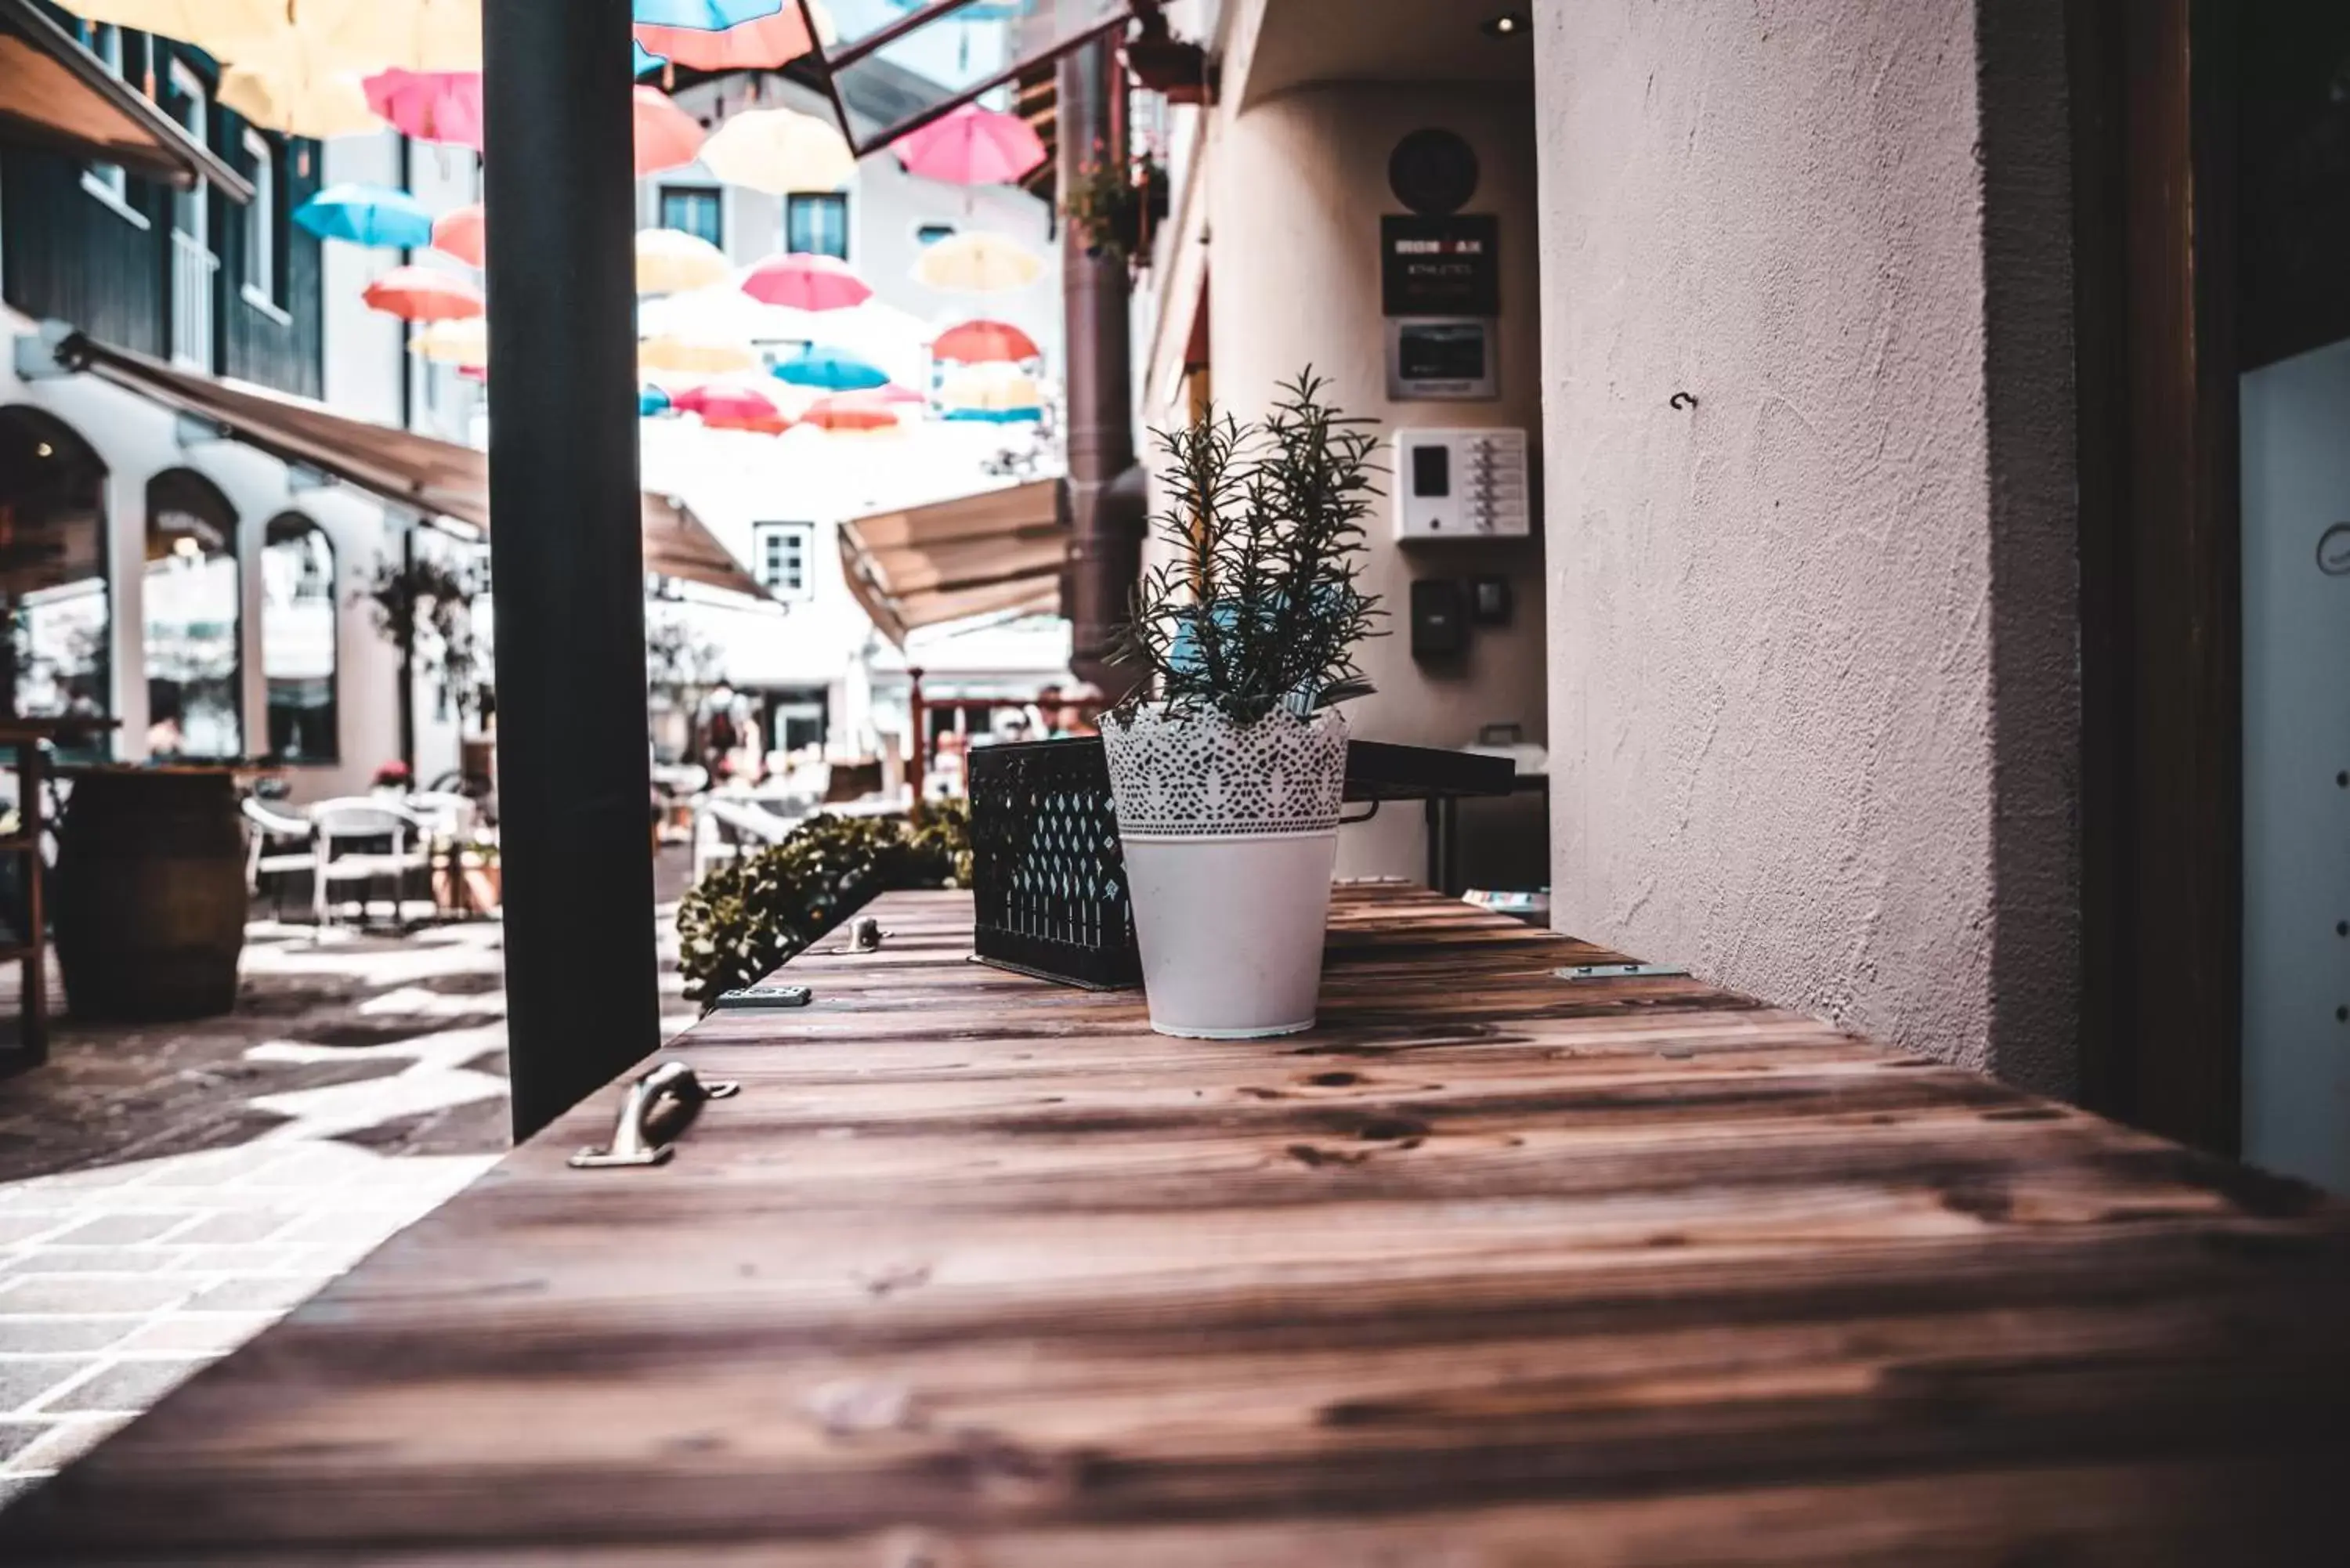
xmin=179 ymin=0 xmax=483 ymax=73
xmin=633 ymin=0 xmax=783 ymax=27
xmin=932 ymin=318 xmax=1042 ymax=365
xmin=634 ymin=2 xmax=830 ymax=68
xmin=674 ymin=384 xmax=790 ymax=435
xmin=943 ymin=406 xmax=1043 ymax=425
xmin=696 ymin=108 xmax=852 ymax=196
xmin=798 ymin=393 xmax=901 ymax=434
xmin=770 ymin=344 xmax=889 ymax=392
xmin=340 ymin=0 xmax=483 ymax=73
xmin=941 ymin=367 xmax=1044 ymax=414
xmin=294 ymin=184 xmax=433 ymax=248
xmin=886 ymin=0 xmax=1028 ymax=15
xmin=741 ymin=252 xmax=871 ymax=312
xmin=633 ymin=85 xmax=707 ymax=176
xmin=636 ymin=229 xmax=731 ymax=294
xmin=639 ymin=385 xmax=674 ymax=417
xmin=432 ymin=203 xmax=486 ymax=267
xmin=363 ymin=266 xmax=484 ymax=323
xmin=873 ymin=383 xmax=927 ymax=406
xmin=890 ymin=105 xmax=1048 ymax=186
xmin=363 ymin=70 xmax=486 ymax=150
xmin=634 ymin=38 xmax=665 ymax=75
xmin=410 ymin=317 xmax=489 ymax=368
xmin=639 ymin=331 xmax=758 ymax=377
xmin=912 ymin=231 xmax=1043 ymax=294
xmin=219 ymin=55 xmax=378 ymax=139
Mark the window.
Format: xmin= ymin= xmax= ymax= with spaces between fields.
xmin=261 ymin=515 xmax=337 ymax=762
xmin=914 ymin=222 xmax=957 ymax=247
xmin=78 ymin=23 xmax=145 ymax=224
xmin=2 ymin=409 xmax=113 ymax=758
xmin=786 ymin=193 xmax=849 ymax=260
xmin=754 ymin=522 xmax=814 ymax=600
xmin=144 ymin=469 xmax=243 ymax=761
xmin=660 ymin=186 xmax=722 ymax=249
xmin=241 ymin=128 xmax=282 ymax=310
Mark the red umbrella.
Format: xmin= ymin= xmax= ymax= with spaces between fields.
xmin=363 ymin=266 xmax=484 ymax=322
xmin=633 ymin=85 xmax=707 ymax=176
xmin=798 ymin=392 xmax=899 ymax=432
xmin=431 ymin=202 xmax=484 ymax=267
xmin=890 ymin=105 xmax=1047 ymax=186
xmin=364 ymin=70 xmax=485 ymax=150
xmin=739 ymin=251 xmax=871 ymax=312
xmin=673 ymin=384 xmax=790 ymax=435
xmin=932 ymin=318 xmax=1040 ymax=365
xmin=634 ymin=8 xmax=822 ymax=70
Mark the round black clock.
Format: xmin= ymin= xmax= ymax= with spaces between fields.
xmin=1387 ymin=128 xmax=1480 ymax=216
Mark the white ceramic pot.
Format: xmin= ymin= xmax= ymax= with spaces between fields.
xmin=1101 ymin=706 xmax=1350 ymax=1039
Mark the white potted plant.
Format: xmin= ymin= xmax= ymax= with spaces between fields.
xmin=1104 ymin=371 xmax=1382 ymax=1038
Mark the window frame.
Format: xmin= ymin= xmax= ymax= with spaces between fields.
xmin=258 ymin=512 xmax=339 ymax=765
xmin=753 ymin=521 xmax=816 ymax=602
xmin=785 ymin=192 xmax=851 ymax=261
xmin=239 ymin=127 xmax=290 ymax=321
xmin=657 ymin=184 xmax=725 ymax=251
xmin=77 ymin=23 xmax=150 ymax=229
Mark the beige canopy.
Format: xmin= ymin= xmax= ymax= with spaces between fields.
xmin=837 ymin=478 xmax=1068 ymax=645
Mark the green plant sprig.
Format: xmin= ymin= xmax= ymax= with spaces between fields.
xmin=1114 ymin=370 xmax=1384 ymax=724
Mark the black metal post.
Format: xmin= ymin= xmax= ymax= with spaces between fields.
xmin=1059 ymin=37 xmax=1146 ymax=700
xmin=481 ymin=0 xmax=660 ymax=1141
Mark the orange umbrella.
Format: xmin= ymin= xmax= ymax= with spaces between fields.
xmin=798 ymin=392 xmax=899 ymax=433
xmin=634 ymin=85 xmax=706 ymax=176
xmin=431 ymin=202 xmax=484 ymax=266
xmin=363 ymin=266 xmax=484 ymax=322
xmin=933 ymin=318 xmax=1040 ymax=365
xmin=633 ymin=3 xmax=828 ymax=69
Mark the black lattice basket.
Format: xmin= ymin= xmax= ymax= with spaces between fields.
xmin=967 ymin=737 xmax=1141 ymax=989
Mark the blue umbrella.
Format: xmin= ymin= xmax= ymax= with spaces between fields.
xmin=771 ymin=344 xmax=890 ymax=392
xmin=888 ymin=0 xmax=1032 ymax=16
xmin=633 ymin=0 xmax=780 ymax=27
xmin=634 ymin=39 xmax=665 ymax=74
xmin=294 ymin=185 xmax=433 ymax=249
xmin=943 ymin=406 xmax=1042 ymax=424
xmin=639 ymin=385 xmax=673 ymax=417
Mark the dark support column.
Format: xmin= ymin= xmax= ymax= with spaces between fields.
xmin=481 ymin=0 xmax=660 ymax=1141
xmin=1059 ymin=37 xmax=1146 ymax=700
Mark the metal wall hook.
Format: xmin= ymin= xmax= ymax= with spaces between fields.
xmin=569 ymin=1060 xmax=739 ymax=1169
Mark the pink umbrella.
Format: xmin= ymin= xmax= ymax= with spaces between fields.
xmin=890 ymin=105 xmax=1047 ymax=186
xmin=673 ymin=384 xmax=790 ymax=435
xmin=634 ymin=9 xmax=822 ymax=70
xmin=739 ymin=251 xmax=872 ymax=312
xmin=432 ymin=202 xmax=485 ymax=266
xmin=363 ymin=266 xmax=484 ymax=322
xmin=364 ymin=70 xmax=485 ymax=151
xmin=873 ymin=383 xmax=927 ymax=405
xmin=633 ymin=85 xmax=706 ymax=175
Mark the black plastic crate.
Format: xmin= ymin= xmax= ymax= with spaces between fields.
xmin=967 ymin=737 xmax=1141 ymax=989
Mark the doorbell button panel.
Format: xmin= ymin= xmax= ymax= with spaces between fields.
xmin=1394 ymin=428 xmax=1530 ymax=540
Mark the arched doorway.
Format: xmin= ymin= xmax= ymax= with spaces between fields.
xmin=260 ymin=512 xmax=337 ymax=762
xmin=144 ymin=468 xmax=241 ymax=759
xmin=0 ymin=407 xmax=111 ymax=750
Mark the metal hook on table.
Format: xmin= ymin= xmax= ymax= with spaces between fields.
xmin=569 ymin=1060 xmax=739 ymax=1169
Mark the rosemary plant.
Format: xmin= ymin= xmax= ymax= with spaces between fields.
xmin=1116 ymin=370 xmax=1383 ymax=724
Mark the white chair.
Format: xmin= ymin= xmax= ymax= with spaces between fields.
xmin=690 ymin=794 xmax=798 ymax=885
xmin=240 ymin=797 xmax=317 ymax=921
xmin=310 ymin=797 xmax=431 ymax=935
xmin=407 ymin=789 xmax=478 ymax=840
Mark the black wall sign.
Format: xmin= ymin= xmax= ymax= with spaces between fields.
xmin=1381 ymin=215 xmax=1499 ymax=318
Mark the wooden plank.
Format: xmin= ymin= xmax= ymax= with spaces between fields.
xmin=3 ymin=886 xmax=2345 ymax=1564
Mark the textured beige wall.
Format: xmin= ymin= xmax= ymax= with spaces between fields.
xmin=1207 ymin=82 xmax=1549 ymax=881
xmin=1531 ymin=0 xmax=2078 ymax=1089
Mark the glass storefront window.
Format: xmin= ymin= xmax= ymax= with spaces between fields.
xmin=1 ymin=409 xmax=112 ymax=757
xmin=144 ymin=470 xmax=242 ymax=760
xmin=261 ymin=514 xmax=337 ymax=763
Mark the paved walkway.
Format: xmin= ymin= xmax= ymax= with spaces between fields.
xmin=0 ymin=874 xmax=697 ymax=1505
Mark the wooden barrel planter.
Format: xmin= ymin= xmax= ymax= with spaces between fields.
xmin=53 ymin=769 xmax=248 ymax=1021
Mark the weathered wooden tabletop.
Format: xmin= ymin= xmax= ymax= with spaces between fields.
xmin=5 ymin=885 xmax=2348 ymax=1565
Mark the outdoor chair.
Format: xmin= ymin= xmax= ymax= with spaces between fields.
xmin=310 ymin=797 xmax=432 ymax=937
xmin=690 ymin=794 xmax=799 ymax=885
xmin=240 ymin=797 xmax=317 ymax=922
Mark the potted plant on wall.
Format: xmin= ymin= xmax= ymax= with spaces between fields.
xmin=1105 ymin=370 xmax=1382 ymax=1038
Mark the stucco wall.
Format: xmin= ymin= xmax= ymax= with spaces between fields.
xmin=1207 ymin=82 xmax=1550 ymax=881
xmin=1531 ymin=0 xmax=2077 ymax=1088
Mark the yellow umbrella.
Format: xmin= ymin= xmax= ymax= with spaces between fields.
xmin=218 ymin=40 xmax=377 ymax=139
xmin=940 ymin=368 xmax=1043 ymax=413
xmin=638 ymin=331 xmax=757 ymax=377
xmin=912 ymin=231 xmax=1044 ymax=294
xmin=635 ymin=229 xmax=730 ymax=295
xmin=63 ymin=1 xmax=282 ymax=54
xmin=696 ymin=108 xmax=853 ymax=197
xmin=409 ymin=316 xmax=488 ymax=368
xmin=75 ymin=0 xmax=482 ymax=72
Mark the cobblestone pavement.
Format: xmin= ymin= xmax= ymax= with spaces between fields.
xmin=0 ymin=862 xmax=698 ymax=1505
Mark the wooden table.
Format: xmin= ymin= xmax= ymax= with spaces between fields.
xmin=5 ymin=887 xmax=2348 ymax=1563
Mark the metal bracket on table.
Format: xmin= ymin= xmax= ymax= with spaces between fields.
xmin=1555 ymin=963 xmax=1691 ymax=981
xmin=569 ymin=1060 xmax=739 ymax=1169
xmin=826 ymin=915 xmax=890 ymax=955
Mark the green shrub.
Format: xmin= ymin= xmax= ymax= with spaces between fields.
xmin=676 ymin=802 xmax=971 ymax=1003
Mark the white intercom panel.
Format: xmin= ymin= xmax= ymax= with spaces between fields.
xmin=1391 ymin=428 xmax=1531 ymax=540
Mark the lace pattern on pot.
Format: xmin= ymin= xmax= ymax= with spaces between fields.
xmin=1101 ymin=706 xmax=1349 ymax=839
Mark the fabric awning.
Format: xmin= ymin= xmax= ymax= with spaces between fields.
xmin=837 ymin=478 xmax=1068 ymax=646
xmin=0 ymin=0 xmax=252 ymax=200
xmin=49 ymin=329 xmax=766 ymax=600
